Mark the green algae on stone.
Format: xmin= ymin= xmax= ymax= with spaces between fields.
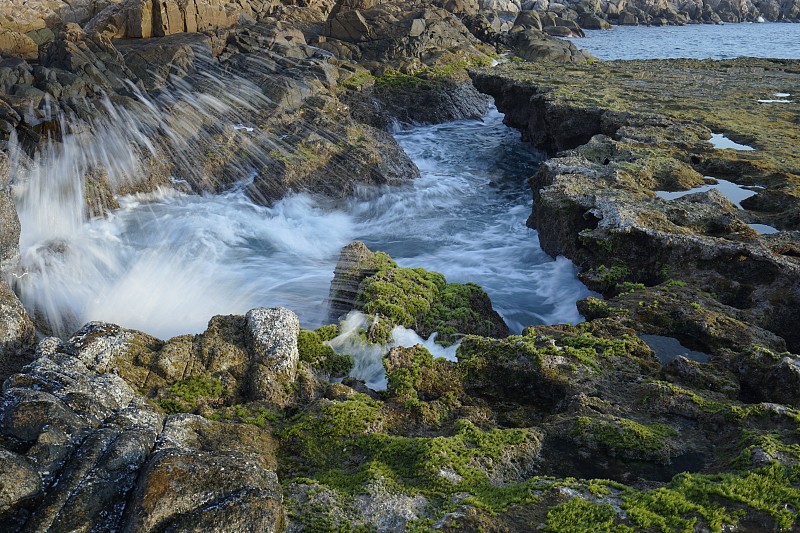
xmin=340 ymin=243 xmax=508 ymax=345
xmin=545 ymin=498 xmax=633 ymax=533
xmin=297 ymin=328 xmax=353 ymax=377
xmin=573 ymin=416 xmax=678 ymax=460
xmin=157 ymin=375 xmax=227 ymax=414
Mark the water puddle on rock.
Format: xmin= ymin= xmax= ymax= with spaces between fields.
xmin=639 ymin=334 xmax=711 ymax=364
xmin=709 ymin=133 xmax=755 ymax=151
xmin=747 ymin=223 xmax=780 ymax=234
xmin=655 ymin=178 xmax=757 ymax=208
xmin=758 ymin=92 xmax=793 ymax=103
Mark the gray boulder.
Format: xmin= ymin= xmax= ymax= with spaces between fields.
xmin=245 ymin=307 xmax=300 ymax=405
xmin=0 ymin=319 xmax=285 ymax=531
xmin=0 ymin=342 xmax=163 ymax=531
xmin=0 ymin=277 xmax=36 ymax=382
xmin=504 ymin=28 xmax=594 ymax=62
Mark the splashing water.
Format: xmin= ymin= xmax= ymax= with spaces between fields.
xmin=7 ymin=81 xmax=591 ymax=339
xmin=329 ymin=312 xmax=460 ymax=390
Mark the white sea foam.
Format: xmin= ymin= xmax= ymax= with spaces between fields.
xmin=328 ymin=312 xmax=460 ymax=390
xmin=7 ymin=102 xmax=591 ymax=340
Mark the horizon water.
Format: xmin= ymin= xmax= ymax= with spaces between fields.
xmin=567 ymin=22 xmax=800 ymax=60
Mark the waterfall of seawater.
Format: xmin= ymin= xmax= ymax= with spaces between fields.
xmin=5 ymin=74 xmax=591 ymax=342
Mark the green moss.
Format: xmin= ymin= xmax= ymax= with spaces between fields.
xmin=298 ymin=329 xmax=353 ymax=377
xmin=316 ymin=324 xmax=340 ymax=342
xmin=456 ymin=329 xmax=645 ymax=383
xmin=282 ymin=394 xmax=384 ymax=466
xmin=617 ymin=282 xmax=646 ymax=295
xmin=651 ymin=381 xmax=750 ymax=421
xmin=545 ymin=498 xmax=633 ymax=533
xmin=385 ymin=345 xmax=435 ymax=405
xmin=157 ymin=375 xmax=226 ymax=413
xmin=373 ymin=56 xmax=493 ymax=91
xmin=341 ymin=70 xmax=375 ymax=90
xmin=581 ymin=296 xmax=611 ymax=319
xmin=356 ymin=257 xmax=505 ymax=345
xmin=360 ymin=267 xmax=443 ymax=326
xmin=623 ymin=463 xmax=800 ymax=532
xmin=212 ymin=403 xmax=280 ymax=428
xmin=283 ymin=399 xmax=541 ymax=514
xmin=575 ymin=416 xmax=678 ymax=457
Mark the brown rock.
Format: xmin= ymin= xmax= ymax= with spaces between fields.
xmin=0 ymin=30 xmax=39 ymax=61
xmin=124 ymin=414 xmax=282 ymax=533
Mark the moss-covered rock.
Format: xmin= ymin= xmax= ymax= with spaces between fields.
xmin=473 ymin=59 xmax=800 ymax=357
xmin=297 ymin=328 xmax=353 ymax=378
xmin=330 ymin=241 xmax=509 ymax=345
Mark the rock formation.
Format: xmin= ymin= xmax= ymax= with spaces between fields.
xmin=1 ymin=0 xmax=800 ymax=530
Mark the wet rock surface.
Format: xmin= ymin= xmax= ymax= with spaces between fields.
xmin=1 ymin=0 xmax=800 ymax=531
xmin=474 ymin=59 xmax=800 ymax=353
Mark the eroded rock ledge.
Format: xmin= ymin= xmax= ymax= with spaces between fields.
xmin=474 ymin=59 xmax=800 ymax=353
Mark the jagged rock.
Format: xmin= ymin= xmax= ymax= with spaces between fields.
xmin=0 ymin=449 xmax=40 ymax=516
xmin=577 ymin=11 xmax=612 ymax=27
xmin=0 ymin=342 xmax=163 ymax=531
xmin=116 ymin=32 xmax=213 ymax=90
xmin=41 ymin=23 xmax=141 ymax=94
xmin=0 ymin=0 xmax=116 ymax=37
xmin=85 ymin=0 xmax=265 ymax=39
xmin=0 ymin=30 xmax=39 ymax=61
xmin=0 ymin=312 xmax=286 ymax=531
xmin=513 ymin=8 xmax=545 ymax=30
xmin=0 ymin=279 xmax=36 ymax=381
xmin=319 ymin=2 xmax=491 ymax=65
xmin=328 ymin=241 xmax=508 ymax=344
xmin=244 ymin=307 xmax=300 ymax=405
xmin=245 ymin=94 xmax=420 ymax=204
xmin=0 ymin=159 xmax=34 ymax=380
xmin=437 ymin=0 xmax=482 ymax=16
xmin=0 ymin=155 xmax=19 ymax=265
xmin=504 ymin=28 xmax=594 ymax=62
xmin=472 ymin=59 xmax=800 ymax=352
xmin=460 ymin=12 xmax=506 ymax=43
xmin=328 ymin=241 xmax=382 ymax=321
xmin=62 ymin=308 xmax=303 ymax=407
xmin=737 ymin=347 xmax=800 ymax=406
xmin=124 ymin=414 xmax=282 ymax=533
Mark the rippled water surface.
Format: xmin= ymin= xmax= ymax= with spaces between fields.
xmin=568 ymin=23 xmax=800 ymax=60
xmin=13 ymin=108 xmax=592 ymax=339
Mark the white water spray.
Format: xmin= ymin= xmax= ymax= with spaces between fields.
xmin=5 ymin=81 xmax=592 ymax=340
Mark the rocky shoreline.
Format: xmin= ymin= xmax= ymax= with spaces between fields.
xmin=2 ymin=0 xmax=800 ymax=531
